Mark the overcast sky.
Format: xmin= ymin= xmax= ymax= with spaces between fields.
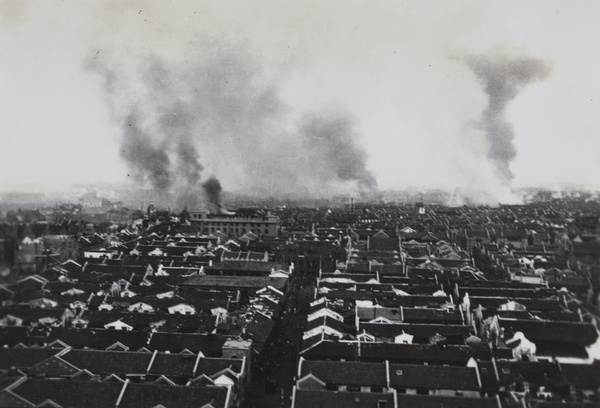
xmin=1 ymin=1 xmax=599 ymax=201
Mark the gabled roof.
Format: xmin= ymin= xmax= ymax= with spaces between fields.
xmin=103 ymin=319 xmax=133 ymax=330
xmin=498 ymin=318 xmax=598 ymax=346
xmin=395 ymin=394 xmax=500 ymax=408
xmin=101 ymin=374 xmax=125 ymax=383
xmin=118 ymin=381 xmax=229 ymax=408
xmin=69 ymin=369 xmax=97 ymax=381
xmin=0 ymin=388 xmax=34 ymax=408
xmin=60 ymin=350 xmax=151 ymax=376
xmin=151 ymin=375 xmax=176 ymax=386
xmin=302 ymin=340 xmax=492 ymax=365
xmin=46 ymin=327 xmax=148 ymax=351
xmin=300 ymin=360 xmax=386 ymax=387
xmin=360 ymin=322 xmax=471 ymax=341
xmin=0 ymin=348 xmax=59 ymax=370
xmin=34 ymin=399 xmax=62 ymax=408
xmin=372 ymin=230 xmax=390 ymax=239
xmin=46 ymin=339 xmax=70 ymax=349
xmin=296 ymin=373 xmax=326 ymax=389
xmin=106 ymin=342 xmax=129 ymax=352
xmin=292 ymin=389 xmax=395 ymax=408
xmin=389 ymin=363 xmax=480 ymax=390
xmin=11 ymin=379 xmax=124 ymax=407
xmin=30 ymin=354 xmax=80 ymax=378
xmin=187 ymin=374 xmax=215 ymax=387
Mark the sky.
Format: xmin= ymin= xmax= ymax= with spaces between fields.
xmin=1 ymin=1 xmax=599 ymax=205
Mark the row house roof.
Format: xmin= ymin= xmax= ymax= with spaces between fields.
xmin=6 ymin=378 xmax=230 ymax=408
xmin=301 ymin=339 xmax=497 ymax=365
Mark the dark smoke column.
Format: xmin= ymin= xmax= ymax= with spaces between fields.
xmin=202 ymin=176 xmax=222 ymax=213
xmin=466 ymin=53 xmax=550 ymax=183
xmin=121 ymin=114 xmax=171 ymax=191
xmin=301 ymin=111 xmax=377 ymax=192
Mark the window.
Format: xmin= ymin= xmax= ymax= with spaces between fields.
xmin=377 ymin=402 xmax=387 ymax=408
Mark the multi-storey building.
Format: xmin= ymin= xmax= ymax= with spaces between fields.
xmin=189 ymin=212 xmax=280 ymax=237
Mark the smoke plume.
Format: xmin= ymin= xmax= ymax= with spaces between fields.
xmin=465 ymin=53 xmax=550 ymax=183
xmin=202 ymin=176 xmax=222 ymax=212
xmin=301 ymin=112 xmax=377 ymax=192
xmin=121 ymin=113 xmax=171 ymax=191
xmin=91 ymin=47 xmax=376 ymax=209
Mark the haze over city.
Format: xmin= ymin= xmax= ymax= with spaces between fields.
xmin=1 ymin=1 xmax=599 ymax=207
xmin=2 ymin=4 xmax=600 ymax=406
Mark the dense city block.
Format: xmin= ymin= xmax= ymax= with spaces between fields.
xmin=0 ymin=193 xmax=599 ymax=407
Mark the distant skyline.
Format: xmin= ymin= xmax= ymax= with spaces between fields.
xmin=1 ymin=1 xmax=599 ymax=203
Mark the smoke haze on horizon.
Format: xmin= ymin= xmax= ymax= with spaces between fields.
xmin=1 ymin=1 xmax=599 ymax=205
xmin=93 ymin=50 xmax=377 ymax=209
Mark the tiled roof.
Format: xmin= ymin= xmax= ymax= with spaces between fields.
xmin=395 ymin=394 xmax=499 ymax=408
xmin=118 ymin=382 xmax=228 ymax=408
xmin=12 ymin=379 xmax=123 ymax=408
xmin=499 ymin=318 xmax=598 ymax=346
xmin=389 ymin=363 xmax=480 ymax=390
xmin=148 ymin=353 xmax=197 ymax=378
xmin=0 ymin=348 xmax=58 ymax=370
xmin=149 ymin=333 xmax=227 ymax=356
xmin=182 ymin=275 xmax=288 ymax=291
xmin=359 ymin=322 xmax=471 ymax=342
xmin=61 ymin=350 xmax=151 ymax=376
xmin=293 ymin=389 xmax=395 ymax=408
xmin=300 ymin=360 xmax=385 ymax=386
xmin=9 ymin=378 xmax=229 ymax=408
